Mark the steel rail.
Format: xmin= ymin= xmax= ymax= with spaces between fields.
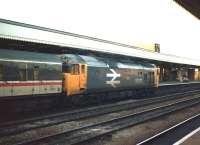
xmin=1 ymin=89 xmax=200 ymax=137
xmin=137 ymin=113 xmax=200 ymax=145
xmin=0 ymin=89 xmax=200 ymax=137
xmin=9 ymin=94 xmax=200 ymax=145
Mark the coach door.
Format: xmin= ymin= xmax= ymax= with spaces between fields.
xmin=63 ymin=63 xmax=87 ymax=96
xmin=154 ymin=67 xmax=160 ymax=87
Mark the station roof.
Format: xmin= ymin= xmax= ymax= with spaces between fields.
xmin=0 ymin=19 xmax=200 ymax=67
xmin=174 ymin=0 xmax=200 ymax=19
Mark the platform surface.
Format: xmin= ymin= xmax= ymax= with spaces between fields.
xmin=175 ymin=127 xmax=200 ymax=145
xmin=159 ymin=81 xmax=200 ymax=87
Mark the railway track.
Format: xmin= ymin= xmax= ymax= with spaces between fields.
xmin=1 ymin=81 xmax=200 ymax=117
xmin=137 ymin=113 xmax=200 ymax=145
xmin=4 ymin=93 xmax=200 ymax=145
xmin=0 ymin=89 xmax=200 ymax=137
xmin=0 ymin=90 xmax=200 ymax=145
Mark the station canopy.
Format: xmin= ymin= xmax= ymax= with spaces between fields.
xmin=0 ymin=19 xmax=200 ymax=67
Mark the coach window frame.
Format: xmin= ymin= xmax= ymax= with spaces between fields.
xmin=19 ymin=63 xmax=28 ymax=81
xmin=0 ymin=64 xmax=3 ymax=81
xmin=33 ymin=65 xmax=39 ymax=80
xmin=4 ymin=62 xmax=19 ymax=81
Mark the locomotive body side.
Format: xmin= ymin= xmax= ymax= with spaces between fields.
xmin=0 ymin=49 xmax=158 ymax=98
xmin=74 ymin=55 xmax=157 ymax=94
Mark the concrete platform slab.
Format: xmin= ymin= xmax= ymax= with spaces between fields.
xmin=174 ymin=127 xmax=200 ymax=145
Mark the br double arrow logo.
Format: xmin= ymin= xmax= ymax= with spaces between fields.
xmin=106 ymin=69 xmax=121 ymax=88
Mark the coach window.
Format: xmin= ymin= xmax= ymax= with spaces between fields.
xmin=72 ymin=64 xmax=80 ymax=75
xmin=0 ymin=64 xmax=3 ymax=81
xmin=33 ymin=66 xmax=39 ymax=80
xmin=19 ymin=64 xmax=28 ymax=81
xmin=19 ymin=69 xmax=27 ymax=81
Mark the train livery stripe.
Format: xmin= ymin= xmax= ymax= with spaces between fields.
xmin=0 ymin=81 xmax=62 ymax=87
xmin=0 ymin=80 xmax=63 ymax=97
xmin=0 ymin=58 xmax=62 ymax=65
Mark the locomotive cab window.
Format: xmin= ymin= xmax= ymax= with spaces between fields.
xmin=72 ymin=64 xmax=80 ymax=75
xmin=81 ymin=65 xmax=85 ymax=73
xmin=62 ymin=64 xmax=72 ymax=73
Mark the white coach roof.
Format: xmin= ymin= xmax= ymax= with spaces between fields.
xmin=0 ymin=19 xmax=199 ymax=66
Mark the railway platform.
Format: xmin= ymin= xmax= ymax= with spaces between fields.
xmin=175 ymin=127 xmax=200 ymax=145
xmin=159 ymin=81 xmax=200 ymax=87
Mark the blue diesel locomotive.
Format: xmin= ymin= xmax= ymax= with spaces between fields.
xmin=0 ymin=49 xmax=159 ymax=98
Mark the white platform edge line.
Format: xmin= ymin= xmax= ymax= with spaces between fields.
xmin=173 ymin=126 xmax=200 ymax=145
xmin=136 ymin=113 xmax=200 ymax=145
